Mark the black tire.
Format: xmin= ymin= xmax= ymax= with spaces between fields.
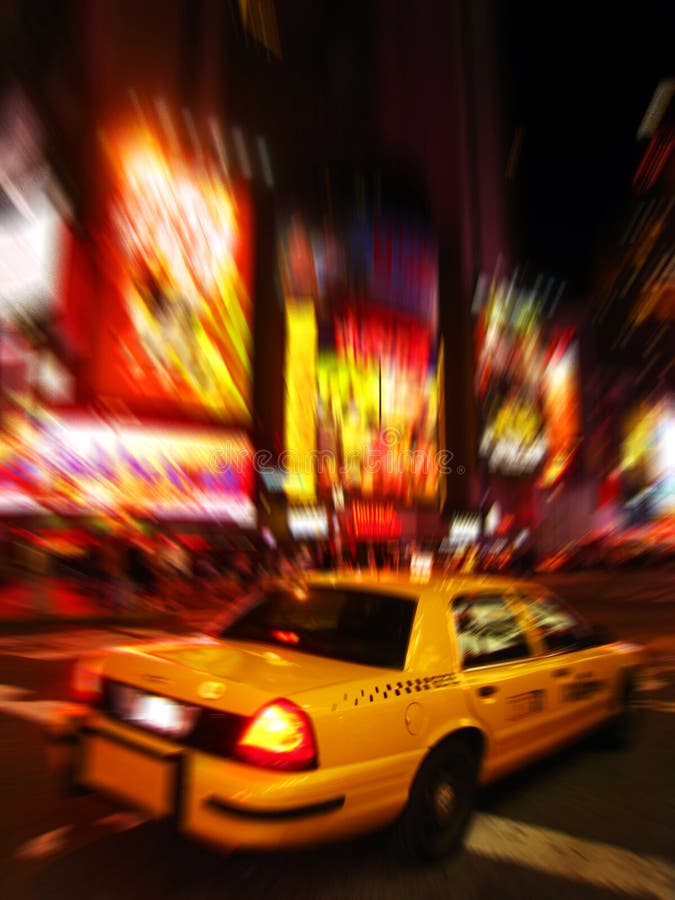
xmin=601 ymin=675 xmax=640 ymax=750
xmin=396 ymin=737 xmax=479 ymax=862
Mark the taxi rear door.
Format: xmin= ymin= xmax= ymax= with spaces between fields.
xmin=449 ymin=592 xmax=573 ymax=776
xmin=513 ymin=590 xmax=616 ymax=734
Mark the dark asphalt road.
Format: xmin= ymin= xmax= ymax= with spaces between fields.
xmin=0 ymin=569 xmax=673 ymax=899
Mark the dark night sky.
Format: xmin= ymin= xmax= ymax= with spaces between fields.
xmin=273 ymin=1 xmax=674 ymax=298
xmin=498 ymin=2 xmax=674 ymax=296
xmin=12 ymin=0 xmax=672 ymax=304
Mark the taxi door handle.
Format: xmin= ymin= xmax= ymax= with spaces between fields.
xmin=478 ymin=685 xmax=498 ymax=697
xmin=553 ymin=668 xmax=571 ymax=678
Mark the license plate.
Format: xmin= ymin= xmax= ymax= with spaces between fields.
xmin=112 ymin=684 xmax=198 ymax=739
xmin=80 ymin=733 xmax=176 ymax=818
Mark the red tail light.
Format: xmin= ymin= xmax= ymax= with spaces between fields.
xmin=70 ymin=660 xmax=103 ymax=704
xmin=271 ymin=629 xmax=300 ymax=645
xmin=234 ymin=699 xmax=317 ymax=770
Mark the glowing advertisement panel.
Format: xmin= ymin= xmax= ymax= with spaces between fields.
xmin=539 ymin=340 xmax=581 ymax=487
xmin=0 ymin=85 xmax=65 ymax=319
xmin=0 ymin=189 xmax=63 ymax=316
xmin=317 ymin=343 xmax=439 ymax=503
xmin=287 ymin=506 xmax=328 ymax=539
xmin=94 ymin=138 xmax=253 ymax=423
xmin=14 ymin=419 xmax=255 ymax=524
xmin=622 ymin=398 xmax=674 ymax=518
xmin=475 ymin=276 xmax=580 ymax=481
xmin=280 ymin=214 xmax=439 ymax=505
xmin=348 ymin=501 xmax=402 ymax=539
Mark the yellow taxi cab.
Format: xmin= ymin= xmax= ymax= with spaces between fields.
xmin=48 ymin=572 xmax=645 ymax=860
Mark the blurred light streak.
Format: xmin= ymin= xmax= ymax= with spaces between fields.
xmin=239 ymin=0 xmax=282 ymax=58
xmin=156 ymin=98 xmax=181 ymax=157
xmin=632 ymin=127 xmax=674 ymax=194
xmin=637 ymin=78 xmax=675 ymax=139
xmin=256 ymin=135 xmax=273 ymax=187
xmin=182 ymin=107 xmax=203 ymax=162
xmin=505 ymin=127 xmax=524 ymax=180
xmin=209 ymin=117 xmax=230 ymax=176
xmin=232 ymin=127 xmax=252 ymax=179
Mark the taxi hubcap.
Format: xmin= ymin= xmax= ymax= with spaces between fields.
xmin=433 ymin=780 xmax=456 ymax=823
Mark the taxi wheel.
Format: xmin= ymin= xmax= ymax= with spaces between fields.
xmin=396 ymin=738 xmax=478 ymax=862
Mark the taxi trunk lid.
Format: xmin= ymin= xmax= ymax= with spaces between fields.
xmin=102 ymin=636 xmax=380 ymax=716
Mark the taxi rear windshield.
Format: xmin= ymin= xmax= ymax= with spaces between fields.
xmin=220 ymin=587 xmax=417 ymax=670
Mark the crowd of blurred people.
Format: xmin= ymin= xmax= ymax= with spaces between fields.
xmin=0 ymin=527 xmax=354 ymax=616
xmin=0 ymin=522 xmax=672 ymax=619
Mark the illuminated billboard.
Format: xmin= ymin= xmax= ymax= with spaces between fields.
xmin=622 ymin=397 xmax=674 ymax=518
xmin=479 ymin=392 xmax=547 ymax=475
xmin=3 ymin=417 xmax=255 ymax=524
xmin=93 ymin=137 xmax=253 ymax=423
xmin=539 ymin=340 xmax=581 ymax=487
xmin=0 ymin=189 xmax=63 ymax=317
xmin=287 ymin=506 xmax=329 ymax=539
xmin=0 ymin=85 xmax=65 ymax=320
xmin=316 ymin=347 xmax=439 ymax=502
xmin=475 ymin=275 xmax=580 ymax=482
xmin=348 ymin=501 xmax=402 ymax=539
xmin=280 ymin=213 xmax=439 ymax=505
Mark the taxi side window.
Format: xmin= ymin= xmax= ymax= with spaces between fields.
xmin=524 ymin=594 xmax=584 ymax=653
xmin=452 ymin=594 xmax=530 ymax=669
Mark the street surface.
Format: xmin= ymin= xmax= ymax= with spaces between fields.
xmin=0 ymin=569 xmax=673 ymax=899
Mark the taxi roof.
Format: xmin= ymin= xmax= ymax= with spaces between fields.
xmin=304 ymin=569 xmax=544 ymax=599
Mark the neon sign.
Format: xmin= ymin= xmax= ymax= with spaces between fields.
xmin=349 ymin=501 xmax=402 ymax=539
xmin=95 ymin=134 xmax=253 ymax=423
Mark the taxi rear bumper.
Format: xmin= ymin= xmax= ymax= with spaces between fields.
xmin=204 ymin=794 xmax=346 ymax=820
xmin=51 ymin=713 xmax=416 ymax=851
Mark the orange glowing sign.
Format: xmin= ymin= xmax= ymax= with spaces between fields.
xmin=95 ymin=136 xmax=253 ymax=423
xmin=335 ymin=310 xmax=431 ymax=380
xmin=349 ymin=501 xmax=402 ymax=539
xmin=539 ymin=341 xmax=580 ymax=488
